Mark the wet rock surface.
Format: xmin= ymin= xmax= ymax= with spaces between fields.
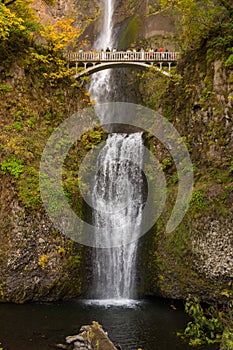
xmin=56 ymin=322 xmax=117 ymax=350
xmin=192 ymin=219 xmax=233 ymax=280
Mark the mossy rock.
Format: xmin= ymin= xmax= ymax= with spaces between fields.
xmin=118 ymin=14 xmax=143 ymax=49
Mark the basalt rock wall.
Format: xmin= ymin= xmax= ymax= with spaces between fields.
xmin=139 ymin=51 xmax=233 ymax=303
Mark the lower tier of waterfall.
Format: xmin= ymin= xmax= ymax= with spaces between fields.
xmin=92 ymin=133 xmax=144 ymax=299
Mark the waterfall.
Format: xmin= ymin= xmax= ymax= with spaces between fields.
xmin=88 ymin=0 xmax=115 ymax=103
xmin=92 ymin=133 xmax=144 ymax=300
xmin=89 ymin=0 xmax=144 ymax=301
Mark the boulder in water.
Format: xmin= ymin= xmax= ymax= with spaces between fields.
xmin=56 ymin=322 xmax=118 ymax=350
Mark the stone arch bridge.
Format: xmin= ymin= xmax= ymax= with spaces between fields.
xmin=66 ymin=51 xmax=179 ymax=78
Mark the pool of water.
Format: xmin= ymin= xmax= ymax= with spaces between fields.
xmin=0 ymin=297 xmax=217 ymax=350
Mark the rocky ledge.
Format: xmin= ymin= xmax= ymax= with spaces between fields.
xmin=55 ymin=322 xmax=118 ymax=350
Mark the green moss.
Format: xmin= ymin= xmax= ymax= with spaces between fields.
xmin=13 ymin=121 xmax=23 ymax=131
xmin=221 ymin=329 xmax=233 ymax=350
xmin=143 ymin=190 xmax=231 ymax=299
xmin=0 ymin=282 xmax=6 ymax=302
xmin=0 ymin=84 xmax=12 ymax=93
xmin=118 ymin=14 xmax=142 ymax=49
xmin=1 ymin=157 xmax=24 ymax=179
xmin=18 ymin=167 xmax=42 ymax=209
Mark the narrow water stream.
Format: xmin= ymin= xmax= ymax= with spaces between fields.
xmin=88 ymin=0 xmax=115 ymax=102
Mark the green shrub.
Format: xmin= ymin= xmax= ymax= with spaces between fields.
xmin=221 ymin=329 xmax=233 ymax=350
xmin=1 ymin=157 xmax=24 ymax=179
xmin=81 ymin=128 xmax=105 ymax=150
xmin=13 ymin=121 xmax=23 ymax=131
xmin=0 ymin=84 xmax=12 ymax=92
xmin=161 ymin=157 xmax=173 ymax=170
xmin=179 ymin=297 xmax=233 ymax=348
xmin=179 ymin=296 xmax=223 ymax=346
xmin=191 ymin=190 xmax=207 ymax=210
xmin=225 ymin=53 xmax=233 ymax=68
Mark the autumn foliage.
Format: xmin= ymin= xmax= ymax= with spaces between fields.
xmin=40 ymin=18 xmax=80 ymax=51
xmin=0 ymin=1 xmax=26 ymax=40
xmin=0 ymin=0 xmax=84 ymax=85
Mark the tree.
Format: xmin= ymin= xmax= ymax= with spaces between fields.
xmin=159 ymin=0 xmax=233 ymax=50
xmin=0 ymin=1 xmax=25 ymax=40
xmin=0 ymin=0 xmax=40 ymax=42
xmin=40 ymin=18 xmax=81 ymax=51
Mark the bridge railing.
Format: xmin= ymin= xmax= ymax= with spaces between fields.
xmin=66 ymin=51 xmax=179 ymax=62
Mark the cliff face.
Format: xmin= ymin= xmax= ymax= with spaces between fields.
xmin=30 ymin=0 xmax=176 ymax=49
xmin=0 ymin=185 xmax=84 ymax=303
xmin=31 ymin=0 xmax=100 ymax=29
xmin=30 ymin=0 xmax=100 ymax=48
xmin=0 ymin=0 xmax=107 ymax=303
xmin=0 ymin=54 xmax=89 ymax=302
xmin=139 ymin=50 xmax=233 ymax=303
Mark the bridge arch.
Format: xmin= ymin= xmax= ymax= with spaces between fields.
xmin=74 ymin=61 xmax=172 ymax=78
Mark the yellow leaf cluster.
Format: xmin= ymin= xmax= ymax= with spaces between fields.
xmin=40 ymin=18 xmax=81 ymax=51
xmin=30 ymin=52 xmax=51 ymax=64
xmin=42 ymin=68 xmax=74 ymax=86
xmin=38 ymin=254 xmax=49 ymax=269
xmin=160 ymin=0 xmax=195 ymax=13
xmin=0 ymin=0 xmax=40 ymax=42
xmin=11 ymin=0 xmax=38 ymax=23
xmin=0 ymin=3 xmax=25 ymax=40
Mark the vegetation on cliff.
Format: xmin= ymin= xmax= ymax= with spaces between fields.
xmin=160 ymin=0 xmax=233 ymax=52
xmin=136 ymin=0 xmax=233 ymax=348
xmin=0 ymin=0 xmax=98 ymax=302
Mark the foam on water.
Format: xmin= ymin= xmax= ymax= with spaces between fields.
xmin=82 ymin=298 xmax=142 ymax=309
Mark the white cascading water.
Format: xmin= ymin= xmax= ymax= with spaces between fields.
xmin=88 ymin=0 xmax=115 ymax=102
xmin=89 ymin=0 xmax=144 ymax=301
xmin=92 ymin=133 xmax=144 ymax=300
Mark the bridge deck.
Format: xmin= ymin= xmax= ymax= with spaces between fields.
xmin=66 ymin=51 xmax=179 ymax=78
xmin=67 ymin=51 xmax=179 ymax=63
